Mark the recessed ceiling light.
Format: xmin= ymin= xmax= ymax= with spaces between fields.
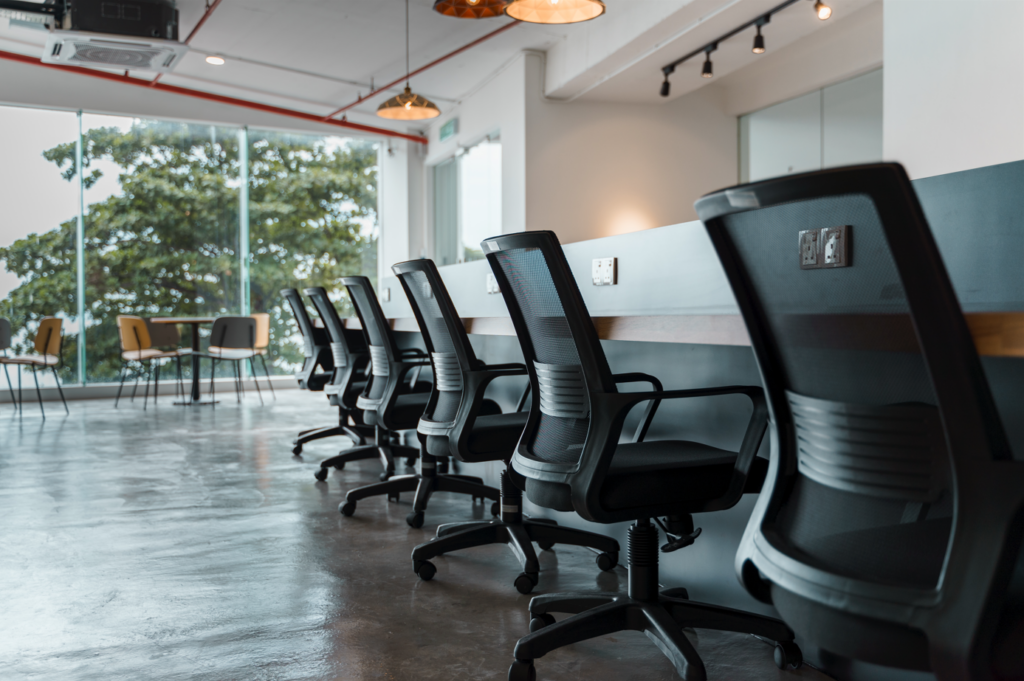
xmin=205 ymin=55 xmax=225 ymax=66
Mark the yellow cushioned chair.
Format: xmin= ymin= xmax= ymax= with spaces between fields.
xmin=0 ymin=316 xmax=68 ymax=417
xmin=115 ymin=315 xmax=185 ymax=409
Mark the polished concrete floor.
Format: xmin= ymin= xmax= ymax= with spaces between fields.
xmin=0 ymin=391 xmax=834 ymax=681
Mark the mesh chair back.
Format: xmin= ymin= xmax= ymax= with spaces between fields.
xmin=251 ymin=313 xmax=271 ymax=350
xmin=145 ymin=318 xmax=180 ymax=349
xmin=393 ymin=259 xmax=479 ymax=424
xmin=305 ymin=287 xmax=367 ymax=373
xmin=0 ymin=318 xmax=12 ymax=351
xmin=482 ymin=231 xmax=615 ymax=467
xmin=341 ymin=276 xmax=399 ymax=404
xmin=281 ymin=288 xmax=318 ymax=358
xmin=117 ymin=316 xmax=151 ymax=354
xmin=696 ymin=164 xmax=1016 ymax=669
xmin=210 ymin=317 xmax=256 ymax=350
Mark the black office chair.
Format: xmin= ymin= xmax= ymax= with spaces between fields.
xmin=695 ymin=163 xmax=1024 ymax=680
xmin=304 ymin=286 xmax=384 ymax=481
xmin=395 ymin=259 xmax=620 ymax=593
xmin=282 ymin=288 xmax=344 ymax=454
xmin=483 ymin=231 xmax=797 ymax=681
xmin=200 ymin=316 xmax=264 ymax=404
xmin=338 ymin=275 xmax=497 ymax=529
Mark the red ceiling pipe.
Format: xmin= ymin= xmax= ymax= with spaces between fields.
xmin=0 ymin=49 xmax=429 ymax=143
xmin=321 ymin=20 xmax=518 ymax=121
xmin=150 ymin=0 xmax=225 ymax=87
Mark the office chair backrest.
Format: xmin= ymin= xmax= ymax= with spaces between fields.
xmin=304 ymin=287 xmax=369 ymax=397
xmin=281 ymin=288 xmax=318 ymax=357
xmin=210 ymin=317 xmax=256 ymax=350
xmin=251 ymin=313 xmax=271 ymax=351
xmin=393 ymin=259 xmax=479 ymax=425
xmin=145 ymin=318 xmax=180 ymax=349
xmin=0 ymin=318 xmax=11 ymax=351
xmin=482 ymin=231 xmax=616 ymax=469
xmin=117 ymin=316 xmax=151 ymax=353
xmin=696 ymin=164 xmax=1020 ymax=675
xmin=341 ymin=276 xmax=401 ymax=407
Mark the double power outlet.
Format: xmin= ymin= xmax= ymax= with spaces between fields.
xmin=799 ymin=225 xmax=850 ymax=270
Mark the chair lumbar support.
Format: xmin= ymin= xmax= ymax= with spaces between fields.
xmin=507 ymin=517 xmax=802 ymax=681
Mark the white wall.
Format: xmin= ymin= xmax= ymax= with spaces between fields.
xmin=523 ymin=52 xmax=737 ymax=244
xmin=378 ymin=139 xmax=426 ymax=285
xmin=425 ymin=53 xmax=527 ymax=246
xmin=884 ymin=0 xmax=1024 ymax=179
xmin=714 ymin=0 xmax=883 ymax=117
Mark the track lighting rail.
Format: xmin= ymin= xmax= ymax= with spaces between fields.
xmin=660 ymin=0 xmax=828 ymax=96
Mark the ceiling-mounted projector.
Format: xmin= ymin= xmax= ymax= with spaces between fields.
xmin=3 ymin=0 xmax=187 ymax=72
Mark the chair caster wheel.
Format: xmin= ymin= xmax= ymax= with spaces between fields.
xmin=774 ymin=641 xmax=803 ymax=670
xmin=333 ymin=460 xmax=345 ymax=470
xmin=314 ymin=467 xmax=328 ymax=482
xmin=596 ymin=551 xmax=618 ymax=571
xmin=508 ymin=660 xmax=536 ymax=681
xmin=414 ymin=559 xmax=436 ymax=581
xmin=491 ymin=501 xmax=500 ymax=517
xmin=407 ymin=511 xmax=425 ymax=529
xmin=514 ymin=572 xmax=538 ymax=594
xmin=292 ymin=444 xmax=302 ymax=455
xmin=388 ymin=493 xmax=400 ymax=502
xmin=379 ymin=471 xmax=392 ymax=482
xmin=339 ymin=501 xmax=356 ymax=517
xmin=537 ymin=541 xmax=554 ymax=551
xmin=529 ymin=613 xmax=555 ymax=632
xmin=406 ymin=457 xmax=417 ymax=468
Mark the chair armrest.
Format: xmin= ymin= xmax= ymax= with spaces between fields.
xmin=399 ymin=347 xmax=428 ymax=359
xmin=480 ymin=362 xmax=528 ymax=375
xmin=613 ymin=373 xmax=665 ymax=442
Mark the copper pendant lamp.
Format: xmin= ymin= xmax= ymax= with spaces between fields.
xmin=504 ymin=0 xmax=605 ymax=24
xmin=433 ymin=0 xmax=510 ymax=19
xmin=377 ymin=0 xmax=441 ymax=121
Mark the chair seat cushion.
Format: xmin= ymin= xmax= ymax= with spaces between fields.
xmin=121 ymin=348 xmax=180 ymax=362
xmin=208 ymin=346 xmax=256 ymax=359
xmin=1 ymin=354 xmax=60 ymax=366
xmin=524 ymin=440 xmax=768 ymax=514
xmin=425 ymin=406 xmax=525 ymax=458
xmin=364 ymin=391 xmax=430 ymax=429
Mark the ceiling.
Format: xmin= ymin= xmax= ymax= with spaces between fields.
xmin=0 ymin=0 xmax=878 ymax=135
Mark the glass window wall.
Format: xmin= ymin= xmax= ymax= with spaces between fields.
xmin=0 ymin=104 xmax=379 ymax=385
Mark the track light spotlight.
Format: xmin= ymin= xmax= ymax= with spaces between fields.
xmin=660 ymin=77 xmax=671 ymax=97
xmin=701 ymin=54 xmax=713 ymax=78
xmin=752 ymin=25 xmax=765 ymax=54
xmin=814 ymin=0 xmax=831 ymax=20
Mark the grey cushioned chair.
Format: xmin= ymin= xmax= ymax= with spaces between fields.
xmin=0 ymin=318 xmax=17 ymax=407
xmin=695 ymin=163 xmax=1024 ymax=681
xmin=201 ymin=316 xmax=263 ymax=404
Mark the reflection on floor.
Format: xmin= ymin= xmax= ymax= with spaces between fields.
xmin=0 ymin=392 xmax=833 ymax=680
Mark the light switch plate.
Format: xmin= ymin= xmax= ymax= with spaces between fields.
xmin=799 ymin=226 xmax=850 ymax=270
xmin=592 ymin=257 xmax=617 ymax=286
xmin=381 ymin=287 xmax=391 ymax=302
xmin=486 ymin=272 xmax=500 ymax=295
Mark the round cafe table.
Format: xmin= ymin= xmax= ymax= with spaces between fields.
xmin=150 ymin=317 xmax=216 ymax=406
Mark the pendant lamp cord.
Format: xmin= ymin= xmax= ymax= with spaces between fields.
xmin=405 ymin=0 xmax=410 ymax=88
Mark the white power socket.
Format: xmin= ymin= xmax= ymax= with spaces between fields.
xmin=592 ymin=257 xmax=617 ymax=286
xmin=486 ymin=273 xmax=501 ymax=295
xmin=381 ymin=287 xmax=391 ymax=302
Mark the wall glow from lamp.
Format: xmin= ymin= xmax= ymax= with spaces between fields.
xmin=205 ymin=55 xmax=225 ymax=65
xmin=605 ymin=207 xmax=656 ymax=237
xmin=814 ymin=0 xmax=832 ymax=20
xmin=505 ymin=0 xmax=605 ymax=24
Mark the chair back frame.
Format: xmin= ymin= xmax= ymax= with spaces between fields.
xmin=281 ymin=288 xmax=334 ymax=390
xmin=695 ymin=163 xmax=1024 ymax=679
xmin=210 ymin=317 xmax=256 ymax=350
xmin=304 ymin=287 xmax=370 ymax=410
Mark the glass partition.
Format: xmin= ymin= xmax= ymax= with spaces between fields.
xmin=0 ymin=105 xmax=81 ymax=387
xmin=247 ymin=130 xmax=379 ymax=375
xmin=0 ymin=104 xmax=381 ymax=387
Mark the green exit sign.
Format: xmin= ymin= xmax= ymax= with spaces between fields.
xmin=439 ymin=118 xmax=459 ymax=142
